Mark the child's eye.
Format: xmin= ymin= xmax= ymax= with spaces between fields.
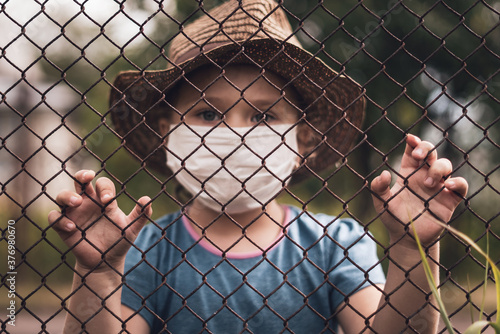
xmin=251 ymin=113 xmax=275 ymax=123
xmin=198 ymin=110 xmax=221 ymax=122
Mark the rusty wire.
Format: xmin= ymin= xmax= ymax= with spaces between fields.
xmin=1 ymin=0 xmax=499 ymax=333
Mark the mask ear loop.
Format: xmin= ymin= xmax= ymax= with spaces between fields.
xmin=287 ymin=123 xmax=302 ymax=172
xmin=294 ymin=159 xmax=300 ymax=170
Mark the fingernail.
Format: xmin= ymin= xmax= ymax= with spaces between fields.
xmin=102 ymin=194 xmax=111 ymax=202
xmin=425 ymin=177 xmax=435 ymax=187
xmin=69 ymin=196 xmax=80 ymax=206
xmin=414 ymin=148 xmax=423 ymax=157
xmin=66 ymin=222 xmax=75 ymax=231
xmin=445 ymin=180 xmax=455 ymax=188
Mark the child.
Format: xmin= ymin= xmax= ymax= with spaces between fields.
xmin=48 ymin=0 xmax=468 ymax=333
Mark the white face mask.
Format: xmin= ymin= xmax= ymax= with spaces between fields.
xmin=166 ymin=123 xmax=299 ymax=214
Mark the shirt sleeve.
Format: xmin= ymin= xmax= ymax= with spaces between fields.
xmin=326 ymin=217 xmax=386 ymax=310
xmin=122 ymin=223 xmax=164 ymax=329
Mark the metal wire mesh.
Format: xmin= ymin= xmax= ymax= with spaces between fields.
xmin=1 ymin=0 xmax=499 ymax=333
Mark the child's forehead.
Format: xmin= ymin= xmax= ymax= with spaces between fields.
xmin=173 ymin=64 xmax=302 ymax=108
xmin=184 ymin=64 xmax=289 ymax=89
xmin=166 ymin=63 xmax=302 ymax=120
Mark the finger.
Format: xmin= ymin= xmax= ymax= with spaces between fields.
xmin=401 ymin=135 xmax=424 ymax=169
xmin=371 ymin=170 xmax=393 ymax=211
xmin=424 ymin=158 xmax=453 ymax=188
xmin=444 ymin=177 xmax=468 ymax=198
xmin=371 ymin=170 xmax=392 ymax=197
xmin=411 ymin=140 xmax=437 ymax=164
xmin=48 ymin=210 xmax=76 ymax=233
xmin=74 ymin=170 xmax=96 ymax=196
xmin=55 ymin=190 xmax=83 ymax=208
xmin=127 ymin=196 xmax=153 ymax=237
xmin=405 ymin=134 xmax=421 ymax=151
xmin=95 ymin=177 xmax=117 ymax=209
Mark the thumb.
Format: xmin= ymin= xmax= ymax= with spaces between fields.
xmin=370 ymin=170 xmax=393 ymax=213
xmin=127 ymin=196 xmax=152 ymax=238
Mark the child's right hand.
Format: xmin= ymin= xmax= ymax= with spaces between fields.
xmin=48 ymin=170 xmax=152 ymax=272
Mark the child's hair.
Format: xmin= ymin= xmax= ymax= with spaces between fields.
xmin=109 ymin=0 xmax=366 ymax=183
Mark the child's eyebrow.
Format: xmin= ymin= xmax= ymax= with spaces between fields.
xmin=199 ymin=95 xmax=233 ymax=107
xmin=244 ymin=96 xmax=291 ymax=109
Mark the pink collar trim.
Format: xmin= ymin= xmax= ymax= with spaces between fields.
xmin=182 ymin=206 xmax=290 ymax=259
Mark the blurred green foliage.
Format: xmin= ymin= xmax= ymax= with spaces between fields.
xmin=4 ymin=0 xmax=498 ymax=290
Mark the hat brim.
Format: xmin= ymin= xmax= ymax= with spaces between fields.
xmin=109 ymin=39 xmax=366 ymax=183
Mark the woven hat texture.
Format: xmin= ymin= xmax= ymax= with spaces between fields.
xmin=109 ymin=0 xmax=366 ymax=182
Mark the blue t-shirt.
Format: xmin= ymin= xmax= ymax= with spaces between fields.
xmin=122 ymin=205 xmax=385 ymax=333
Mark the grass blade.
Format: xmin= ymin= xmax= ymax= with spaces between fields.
xmin=463 ymin=320 xmax=491 ymax=334
xmin=478 ymin=235 xmax=489 ymax=323
xmin=423 ymin=220 xmax=500 ymax=331
xmin=411 ymin=221 xmax=455 ymax=334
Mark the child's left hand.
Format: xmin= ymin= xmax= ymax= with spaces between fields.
xmin=370 ymin=134 xmax=468 ymax=247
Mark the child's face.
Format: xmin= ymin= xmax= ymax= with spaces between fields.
xmin=161 ymin=64 xmax=302 ymax=214
xmin=160 ymin=64 xmax=300 ymax=129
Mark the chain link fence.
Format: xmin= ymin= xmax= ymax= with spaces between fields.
xmin=1 ymin=0 xmax=499 ymax=333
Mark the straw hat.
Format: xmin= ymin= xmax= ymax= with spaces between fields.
xmin=109 ymin=0 xmax=366 ymax=182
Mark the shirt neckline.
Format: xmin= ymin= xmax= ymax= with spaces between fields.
xmin=181 ymin=206 xmax=290 ymax=259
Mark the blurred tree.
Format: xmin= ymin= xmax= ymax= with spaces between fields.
xmin=82 ymin=0 xmax=500 ymax=265
xmin=4 ymin=0 xmax=496 ymax=278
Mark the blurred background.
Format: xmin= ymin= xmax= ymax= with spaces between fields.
xmin=0 ymin=0 xmax=499 ymax=332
